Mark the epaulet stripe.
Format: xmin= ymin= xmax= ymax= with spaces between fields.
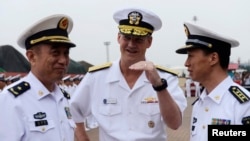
xmin=155 ymin=65 xmax=178 ymax=76
xmin=88 ymin=62 xmax=112 ymax=73
xmin=229 ymin=86 xmax=250 ymax=104
xmin=8 ymin=81 xmax=30 ymax=97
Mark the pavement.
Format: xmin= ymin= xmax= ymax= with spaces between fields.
xmin=85 ymin=97 xmax=196 ymax=141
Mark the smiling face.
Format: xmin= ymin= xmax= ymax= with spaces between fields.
xmin=117 ymin=33 xmax=152 ymax=64
xmin=26 ymin=43 xmax=70 ymax=85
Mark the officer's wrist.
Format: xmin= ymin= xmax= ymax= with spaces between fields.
xmin=152 ymin=78 xmax=168 ymax=92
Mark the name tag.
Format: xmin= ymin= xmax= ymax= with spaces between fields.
xmin=103 ymin=98 xmax=117 ymax=104
xmin=35 ymin=120 xmax=48 ymax=126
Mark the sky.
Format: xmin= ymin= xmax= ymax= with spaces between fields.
xmin=1 ymin=0 xmax=250 ymax=68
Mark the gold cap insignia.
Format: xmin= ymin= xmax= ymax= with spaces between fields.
xmin=58 ymin=17 xmax=68 ymax=30
xmin=184 ymin=24 xmax=190 ymax=37
xmin=128 ymin=11 xmax=142 ymax=25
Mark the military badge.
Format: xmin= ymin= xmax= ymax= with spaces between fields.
xmin=65 ymin=107 xmax=72 ymax=119
xmin=128 ymin=11 xmax=142 ymax=25
xmin=58 ymin=17 xmax=68 ymax=30
xmin=34 ymin=112 xmax=46 ymax=119
xmin=35 ymin=120 xmax=48 ymax=127
xmin=211 ymin=118 xmax=230 ymax=125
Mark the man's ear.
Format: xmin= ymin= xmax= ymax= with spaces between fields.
xmin=26 ymin=50 xmax=36 ymax=66
xmin=147 ymin=36 xmax=153 ymax=49
xmin=117 ymin=33 xmax=122 ymax=43
xmin=209 ymin=52 xmax=219 ymax=65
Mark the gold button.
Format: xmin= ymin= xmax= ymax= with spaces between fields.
xmin=205 ymin=107 xmax=209 ymax=112
xmin=38 ymin=90 xmax=43 ymax=96
xmin=214 ymin=95 xmax=220 ymax=100
xmin=41 ymin=127 xmax=45 ymax=131
xmin=148 ymin=120 xmax=155 ymax=128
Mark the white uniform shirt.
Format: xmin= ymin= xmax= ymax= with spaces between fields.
xmin=185 ymin=78 xmax=192 ymax=97
xmin=190 ymin=76 xmax=250 ymax=141
xmin=70 ymin=60 xmax=187 ymax=141
xmin=0 ymin=72 xmax=75 ymax=141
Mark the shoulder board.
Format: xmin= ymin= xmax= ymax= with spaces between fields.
xmin=60 ymin=88 xmax=70 ymax=99
xmin=229 ymin=86 xmax=250 ymax=104
xmin=88 ymin=62 xmax=112 ymax=73
xmin=242 ymin=116 xmax=250 ymax=125
xmin=155 ymin=65 xmax=178 ymax=76
xmin=8 ymin=81 xmax=30 ymax=97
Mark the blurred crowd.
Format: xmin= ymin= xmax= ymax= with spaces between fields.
xmin=0 ymin=74 xmax=22 ymax=92
xmin=184 ymin=77 xmax=202 ymax=97
xmin=231 ymin=71 xmax=250 ymax=86
xmin=183 ymin=70 xmax=250 ymax=98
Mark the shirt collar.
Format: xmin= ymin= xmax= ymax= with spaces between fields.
xmin=200 ymin=76 xmax=233 ymax=104
xmin=25 ymin=72 xmax=63 ymax=100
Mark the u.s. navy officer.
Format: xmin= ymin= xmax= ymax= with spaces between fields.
xmin=0 ymin=14 xmax=76 ymax=141
xmin=70 ymin=7 xmax=187 ymax=141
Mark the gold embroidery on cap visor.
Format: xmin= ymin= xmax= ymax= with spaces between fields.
xmin=30 ymin=36 xmax=70 ymax=45
xmin=118 ymin=25 xmax=153 ymax=36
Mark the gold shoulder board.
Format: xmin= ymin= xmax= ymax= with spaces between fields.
xmin=155 ymin=65 xmax=178 ymax=76
xmin=88 ymin=62 xmax=112 ymax=73
xmin=229 ymin=86 xmax=250 ymax=104
xmin=8 ymin=81 xmax=30 ymax=97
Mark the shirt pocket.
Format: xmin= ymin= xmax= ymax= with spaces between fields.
xmin=28 ymin=119 xmax=55 ymax=133
xmin=137 ymin=103 xmax=162 ymax=134
xmin=138 ymin=103 xmax=160 ymax=116
xmin=98 ymin=104 xmax=122 ymax=132
xmin=99 ymin=104 xmax=122 ymax=116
